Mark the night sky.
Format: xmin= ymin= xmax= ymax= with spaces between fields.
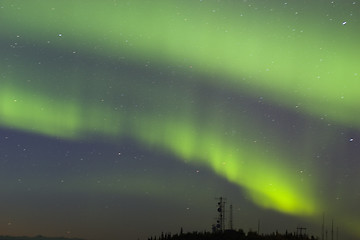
xmin=0 ymin=1 xmax=360 ymax=240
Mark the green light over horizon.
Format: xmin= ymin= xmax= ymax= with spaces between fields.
xmin=0 ymin=0 xmax=359 ymax=237
xmin=0 ymin=82 xmax=318 ymax=216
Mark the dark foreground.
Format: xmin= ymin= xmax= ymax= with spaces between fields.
xmin=148 ymin=230 xmax=318 ymax=240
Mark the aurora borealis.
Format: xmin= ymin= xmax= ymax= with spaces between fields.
xmin=0 ymin=0 xmax=359 ymax=239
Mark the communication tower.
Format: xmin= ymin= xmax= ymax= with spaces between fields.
xmin=229 ymin=204 xmax=233 ymax=230
xmin=215 ymin=197 xmax=226 ymax=232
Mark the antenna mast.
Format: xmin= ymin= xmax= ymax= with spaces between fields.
xmin=229 ymin=204 xmax=233 ymax=230
xmin=216 ymin=197 xmax=226 ymax=232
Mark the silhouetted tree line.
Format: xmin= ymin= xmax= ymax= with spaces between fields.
xmin=0 ymin=235 xmax=84 ymax=240
xmin=148 ymin=229 xmax=319 ymax=240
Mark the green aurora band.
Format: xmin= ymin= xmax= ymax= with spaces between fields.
xmin=1 ymin=1 xmax=359 ymax=128
xmin=1 ymin=0 xmax=360 ymax=237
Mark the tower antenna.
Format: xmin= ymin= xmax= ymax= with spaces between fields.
xmin=229 ymin=204 xmax=233 ymax=230
xmin=215 ymin=197 xmax=226 ymax=232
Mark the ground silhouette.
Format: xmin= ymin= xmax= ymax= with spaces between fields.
xmin=148 ymin=229 xmax=319 ymax=240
